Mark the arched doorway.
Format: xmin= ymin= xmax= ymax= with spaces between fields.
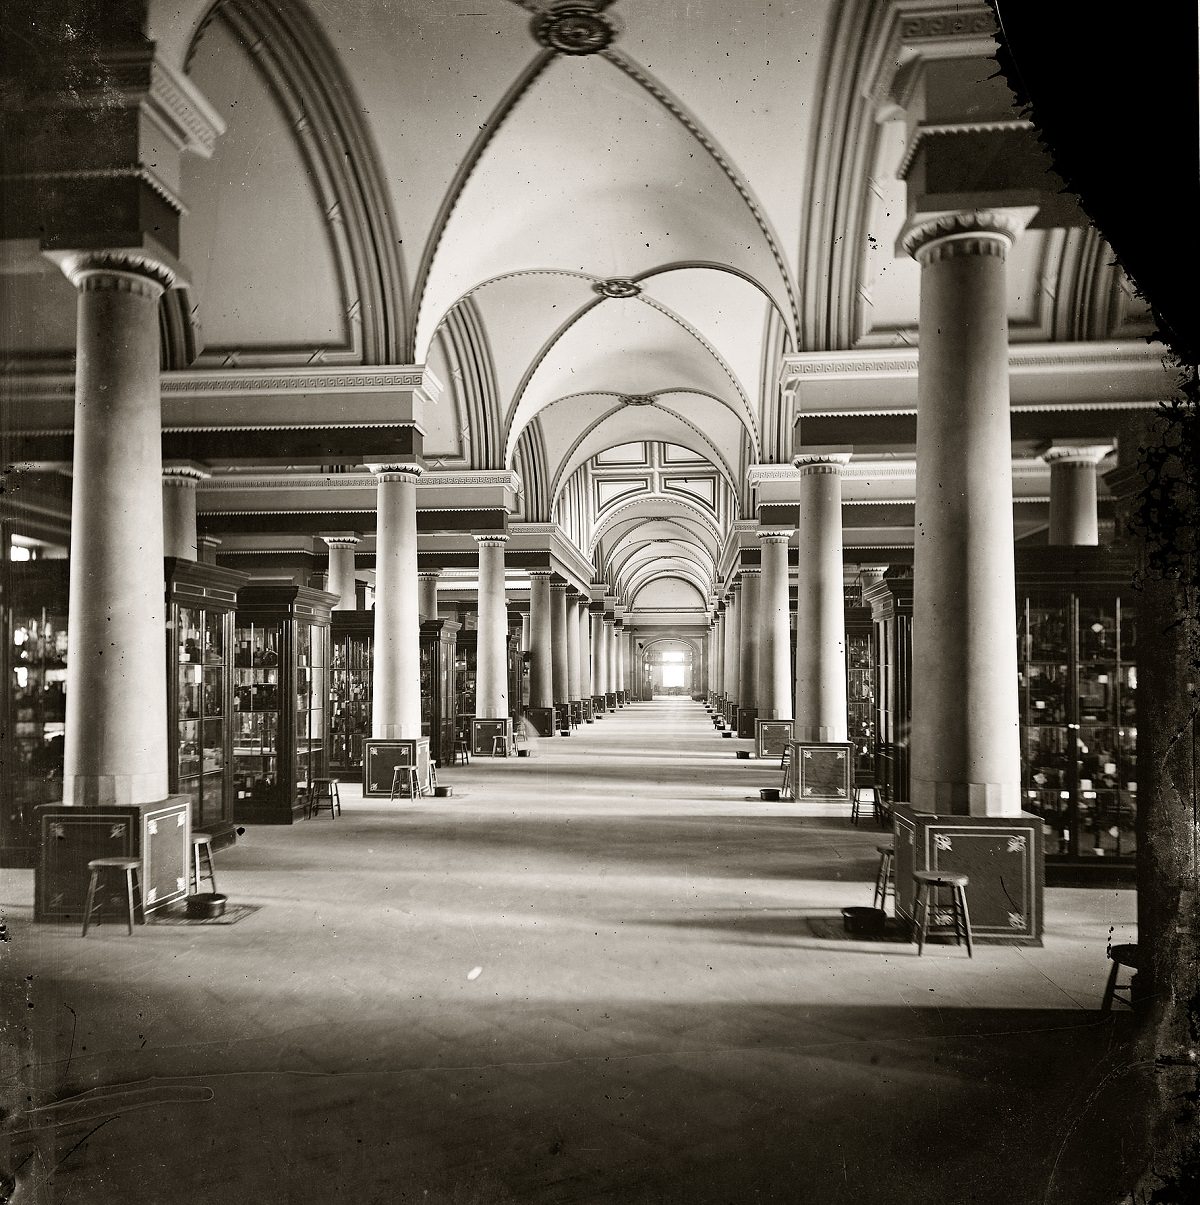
xmin=640 ymin=638 xmax=697 ymax=698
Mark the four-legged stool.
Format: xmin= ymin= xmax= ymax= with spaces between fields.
xmin=308 ymin=778 xmax=341 ymax=819
xmin=911 ymin=870 xmax=973 ymax=957
xmin=82 ymin=858 xmax=142 ymax=936
xmin=490 ymin=736 xmax=510 ymax=758
xmin=390 ymin=765 xmax=421 ymax=799
xmin=1101 ymin=943 xmax=1140 ymax=1011
xmin=872 ymin=843 xmax=895 ymax=912
xmin=454 ymin=737 xmax=471 ymax=765
xmin=191 ymin=832 xmax=218 ymax=894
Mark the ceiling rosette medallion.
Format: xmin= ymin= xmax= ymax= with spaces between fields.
xmin=619 ymin=394 xmax=654 ymax=407
xmin=593 ymin=278 xmax=641 ymax=299
xmin=532 ymin=3 xmax=621 ymax=56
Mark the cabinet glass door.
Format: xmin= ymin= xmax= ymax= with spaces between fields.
xmin=233 ymin=620 xmax=282 ymax=804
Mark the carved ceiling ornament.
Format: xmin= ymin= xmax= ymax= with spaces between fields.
xmin=620 ymin=394 xmax=655 ymax=407
xmin=593 ymin=278 xmax=641 ymax=299
xmin=532 ymin=3 xmax=621 ymax=55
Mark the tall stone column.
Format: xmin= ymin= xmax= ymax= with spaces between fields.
xmin=473 ymin=536 xmax=509 ymax=719
xmin=606 ymin=618 xmax=619 ymax=701
xmin=590 ymin=600 xmax=607 ymax=702
xmin=59 ymin=253 xmax=174 ymax=806
xmin=323 ymin=534 xmax=361 ymax=610
xmin=566 ymin=593 xmax=583 ymax=702
xmin=371 ymin=465 xmax=423 ymax=739
xmin=904 ymin=211 xmax=1024 ymax=816
xmin=757 ymin=528 xmax=793 ymax=720
xmin=162 ymin=463 xmax=208 ymax=561
xmin=1043 ymin=443 xmax=1112 ymax=546
xmin=528 ymin=570 xmax=554 ymax=709
xmin=792 ymin=453 xmax=849 ymax=742
xmin=737 ymin=568 xmax=761 ymax=723
xmin=713 ymin=604 xmax=725 ymax=698
xmin=722 ymin=584 xmax=741 ymax=708
xmin=418 ymin=569 xmax=441 ymax=621
xmin=551 ymin=581 xmax=570 ymax=705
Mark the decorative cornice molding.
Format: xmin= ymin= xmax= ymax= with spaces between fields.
xmin=162 ymin=364 xmax=441 ymax=398
xmin=4 ymin=166 xmax=187 ymax=215
xmin=896 ymin=119 xmax=1034 ymax=181
xmin=148 ymin=56 xmax=225 ymax=158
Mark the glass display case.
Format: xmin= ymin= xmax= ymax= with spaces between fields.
xmin=165 ymin=559 xmax=247 ymax=848
xmin=420 ymin=618 xmax=460 ymax=767
xmin=1018 ymin=549 xmax=1137 ymax=865
xmin=233 ymin=584 xmax=338 ymax=824
xmin=2 ymin=559 xmax=69 ymax=866
xmin=329 ymin=611 xmax=373 ymax=779
xmin=454 ymin=627 xmax=520 ymax=735
xmin=864 ymin=571 xmax=913 ymax=808
xmin=845 ymin=606 xmax=875 ymax=778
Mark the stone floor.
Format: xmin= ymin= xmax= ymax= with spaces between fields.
xmin=1 ymin=698 xmax=1148 ymax=1204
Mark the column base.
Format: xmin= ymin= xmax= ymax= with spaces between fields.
xmin=892 ymin=805 xmax=1044 ymax=945
xmin=755 ymin=718 xmax=793 ymax=760
xmin=592 ymin=695 xmax=606 ymax=718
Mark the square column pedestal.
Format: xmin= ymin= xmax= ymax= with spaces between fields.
xmin=736 ymin=706 xmax=758 ymax=739
xmin=362 ymin=738 xmax=433 ymax=797
xmin=525 ymin=706 xmax=555 ymax=737
xmin=35 ymin=796 xmax=191 ymax=922
xmin=893 ymin=805 xmax=1045 ymax=945
xmin=592 ymin=695 xmax=606 ymax=719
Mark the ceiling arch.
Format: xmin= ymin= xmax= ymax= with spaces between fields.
xmin=590 ymin=491 xmax=723 ymax=558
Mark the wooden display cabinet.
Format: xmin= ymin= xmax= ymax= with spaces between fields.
xmin=845 ymin=605 xmax=876 ymax=779
xmin=330 ymin=611 xmax=373 ymax=779
xmin=454 ymin=628 xmax=521 ymax=737
xmin=864 ymin=572 xmax=913 ymax=809
xmin=165 ymin=558 xmax=248 ymax=849
xmin=232 ymin=584 xmax=338 ymax=824
xmin=1 ymin=559 xmax=69 ymax=867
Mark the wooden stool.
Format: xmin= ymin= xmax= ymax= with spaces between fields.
xmin=912 ymin=870 xmax=973 ymax=957
xmin=490 ymin=736 xmax=510 ymax=758
xmin=191 ymin=832 xmax=218 ymax=894
xmin=390 ymin=765 xmax=421 ymax=799
xmin=454 ymin=737 xmax=470 ymax=765
xmin=82 ymin=858 xmax=142 ymax=936
xmin=851 ymin=782 xmax=885 ymax=827
xmin=872 ymin=843 xmax=895 ymax=912
xmin=1101 ymin=943 xmax=1140 ymax=1011
xmin=308 ymin=778 xmax=341 ymax=818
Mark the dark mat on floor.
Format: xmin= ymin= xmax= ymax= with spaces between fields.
xmin=807 ymin=914 xmax=913 ymax=943
xmin=149 ymin=902 xmax=262 ymax=926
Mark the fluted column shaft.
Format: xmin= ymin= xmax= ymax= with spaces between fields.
xmin=162 ymin=465 xmax=208 ymax=561
xmin=793 ymin=457 xmax=848 ymax=742
xmin=738 ymin=569 xmax=761 ymax=716
xmin=757 ymin=530 xmax=793 ymax=720
xmin=528 ymin=571 xmax=554 ymax=709
xmin=722 ymin=586 xmax=740 ymax=706
xmin=418 ymin=570 xmax=440 ymax=621
xmin=1044 ymin=445 xmax=1111 ymax=546
xmin=566 ymin=594 xmax=583 ymax=701
xmin=474 ymin=537 xmax=509 ymax=719
xmin=61 ymin=255 xmax=172 ymax=806
xmin=551 ymin=582 xmax=569 ymax=704
xmin=906 ymin=212 xmax=1023 ymax=816
xmin=372 ymin=466 xmax=423 ymax=738
xmin=591 ymin=605 xmax=607 ymax=697
xmin=324 ymin=536 xmax=361 ymax=610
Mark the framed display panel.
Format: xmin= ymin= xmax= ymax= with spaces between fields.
xmin=892 ymin=804 xmax=1045 ymax=944
xmin=472 ymin=717 xmax=513 ymax=756
xmin=2 ymin=559 xmax=69 ymax=867
xmin=362 ymin=737 xmax=433 ymax=797
xmin=525 ymin=707 xmax=555 ymax=737
xmin=330 ymin=611 xmax=373 ymax=779
xmin=789 ymin=742 xmax=853 ymax=802
xmin=570 ymin=700 xmax=584 ymax=726
xmin=233 ymin=585 xmax=338 ymax=824
xmin=756 ymin=719 xmax=793 ymax=761
xmin=165 ymin=559 xmax=247 ymax=848
xmin=35 ymin=796 xmax=190 ymax=922
xmin=554 ymin=702 xmax=571 ymax=733
xmin=736 ymin=706 xmax=757 ymax=739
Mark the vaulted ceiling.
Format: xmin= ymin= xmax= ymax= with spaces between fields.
xmin=4 ymin=0 xmax=1161 ymax=621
